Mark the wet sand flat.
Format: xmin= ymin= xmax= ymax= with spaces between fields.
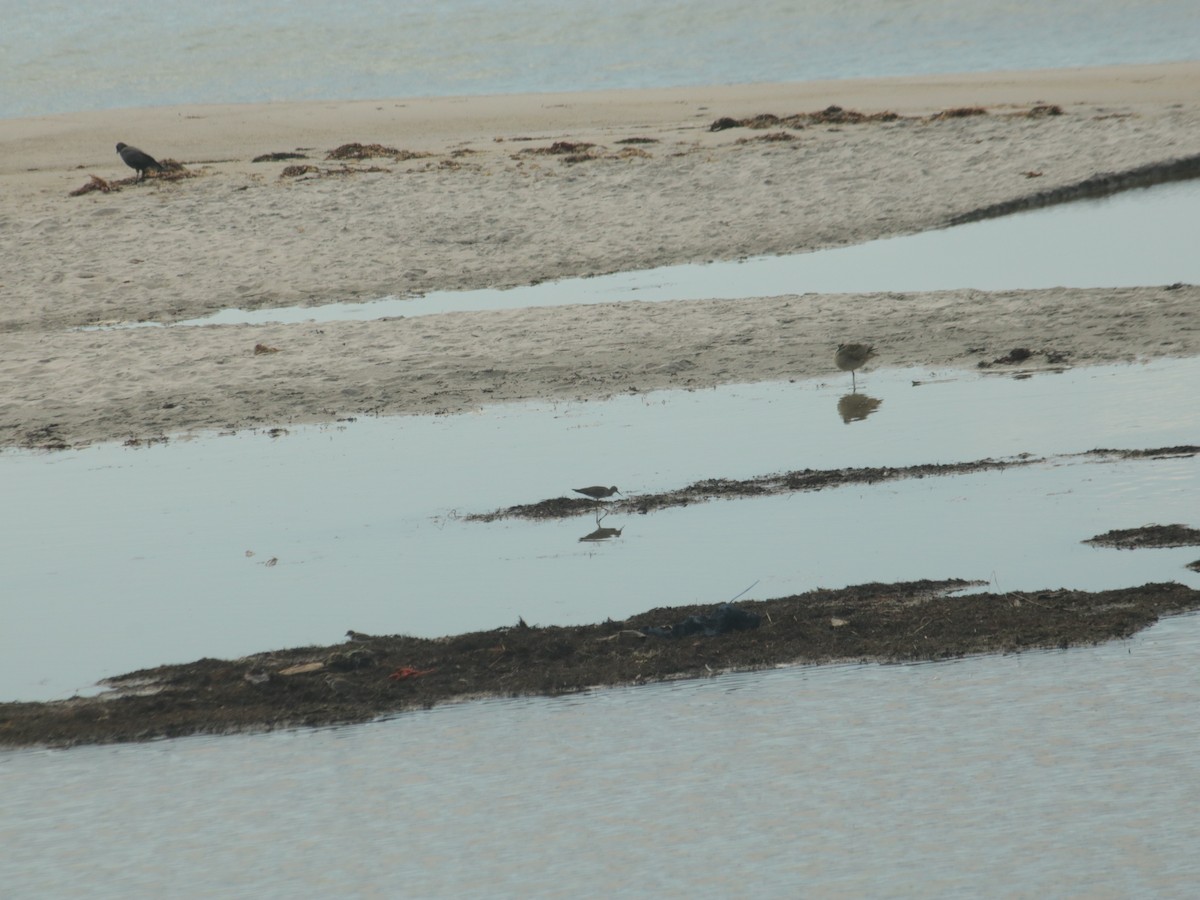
xmin=2 ymin=62 xmax=1200 ymax=449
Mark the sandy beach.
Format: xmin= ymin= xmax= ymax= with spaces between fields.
xmin=2 ymin=62 xmax=1199 ymax=450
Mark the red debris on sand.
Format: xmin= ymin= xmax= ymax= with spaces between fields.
xmin=388 ymin=666 xmax=437 ymax=681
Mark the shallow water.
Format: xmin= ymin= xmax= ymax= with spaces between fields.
xmin=4 ymin=0 xmax=1196 ymax=119
xmin=166 ymin=178 xmax=1200 ymax=326
xmin=4 ymin=611 xmax=1199 ymax=897
xmin=3 ymin=359 xmax=1197 ymax=702
xmin=8 ymin=5 xmax=1199 ymax=894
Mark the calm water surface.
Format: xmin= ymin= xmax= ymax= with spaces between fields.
xmin=3 ymin=359 xmax=1198 ymax=702
xmin=3 ymin=0 xmax=1197 ymax=119
xmin=3 ymin=613 xmax=1199 ymax=896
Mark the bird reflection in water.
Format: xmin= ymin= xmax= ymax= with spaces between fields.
xmin=837 ymin=392 xmax=882 ymax=423
xmin=579 ymin=508 xmax=624 ymax=542
xmin=579 ymin=525 xmax=624 ymax=542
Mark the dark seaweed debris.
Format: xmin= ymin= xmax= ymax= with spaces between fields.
xmin=468 ymin=456 xmax=1038 ymax=522
xmin=4 ymin=581 xmax=1198 ymax=748
xmin=709 ymin=107 xmax=901 ymax=131
xmin=469 ymin=446 xmax=1196 ymax=523
xmin=1084 ymin=524 xmax=1200 ymax=550
xmin=252 ymin=151 xmax=310 ymax=162
xmin=947 ymin=153 xmax=1200 ymax=227
xmin=325 ymin=143 xmax=431 ymax=161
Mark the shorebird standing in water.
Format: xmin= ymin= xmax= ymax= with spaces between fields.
xmin=573 ymin=485 xmax=621 ymax=501
xmin=834 ymin=343 xmax=876 ymax=391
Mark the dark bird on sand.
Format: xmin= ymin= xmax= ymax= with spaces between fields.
xmin=116 ymin=142 xmax=164 ymax=180
xmin=574 ymin=485 xmax=621 ymax=500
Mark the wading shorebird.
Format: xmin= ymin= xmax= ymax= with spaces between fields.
xmin=573 ymin=485 xmax=621 ymax=501
xmin=115 ymin=142 xmax=164 ymax=180
xmin=834 ymin=343 xmax=876 ymax=391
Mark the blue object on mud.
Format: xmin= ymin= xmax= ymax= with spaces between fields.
xmin=641 ymin=603 xmax=761 ymax=639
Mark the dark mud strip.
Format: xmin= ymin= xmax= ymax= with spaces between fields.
xmin=1085 ymin=523 xmax=1200 ymax=549
xmin=1086 ymin=445 xmax=1200 ymax=461
xmin=470 ymin=457 xmax=1038 ymax=522
xmin=470 ymin=446 xmax=1199 ymax=523
xmin=945 ymin=153 xmax=1200 ymax=227
xmin=3 ymin=581 xmax=1198 ymax=749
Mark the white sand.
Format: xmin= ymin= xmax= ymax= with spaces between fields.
xmin=2 ymin=62 xmax=1198 ymax=448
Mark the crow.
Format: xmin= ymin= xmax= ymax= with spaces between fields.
xmin=115 ymin=142 xmax=164 ymax=180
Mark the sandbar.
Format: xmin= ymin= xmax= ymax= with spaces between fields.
xmin=2 ymin=62 xmax=1198 ymax=449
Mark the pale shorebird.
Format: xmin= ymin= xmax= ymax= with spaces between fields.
xmin=115 ymin=142 xmax=164 ymax=180
xmin=834 ymin=343 xmax=876 ymax=391
xmin=573 ymin=485 xmax=621 ymax=501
